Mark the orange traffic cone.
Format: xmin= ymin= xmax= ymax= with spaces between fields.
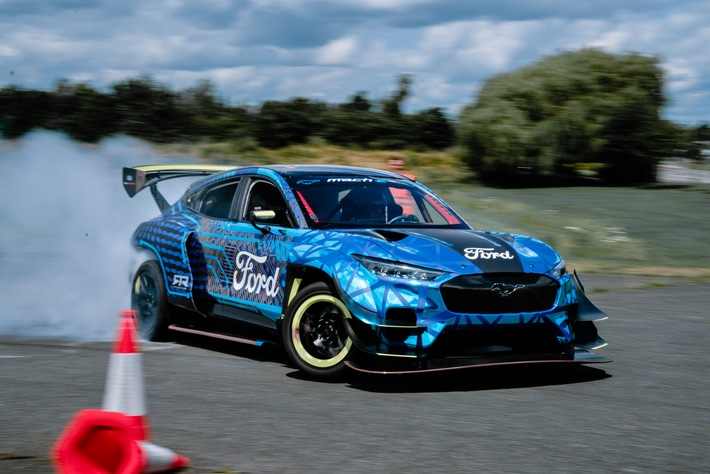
xmin=53 ymin=409 xmax=146 ymax=474
xmin=52 ymin=311 xmax=189 ymax=474
xmin=102 ymin=310 xmax=149 ymax=441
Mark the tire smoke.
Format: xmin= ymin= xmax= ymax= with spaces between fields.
xmin=0 ymin=132 xmax=192 ymax=340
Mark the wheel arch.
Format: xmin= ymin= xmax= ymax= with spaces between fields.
xmin=129 ymin=245 xmax=161 ymax=284
xmin=279 ymin=264 xmax=338 ymax=333
xmin=131 ymin=259 xmax=173 ymax=341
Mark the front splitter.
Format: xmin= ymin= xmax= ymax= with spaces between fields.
xmin=345 ymin=349 xmax=611 ymax=375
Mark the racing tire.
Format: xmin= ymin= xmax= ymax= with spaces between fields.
xmin=282 ymin=282 xmax=353 ymax=379
xmin=131 ymin=261 xmax=173 ymax=342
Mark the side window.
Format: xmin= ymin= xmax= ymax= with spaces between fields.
xmin=244 ymin=180 xmax=293 ymax=227
xmin=199 ymin=181 xmax=239 ymax=219
xmin=184 ymin=191 xmax=200 ymax=211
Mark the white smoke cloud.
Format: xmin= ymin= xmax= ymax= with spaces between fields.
xmin=0 ymin=132 xmax=193 ymax=340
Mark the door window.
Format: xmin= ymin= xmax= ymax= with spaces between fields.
xmin=244 ymin=180 xmax=294 ymax=227
xmin=199 ymin=181 xmax=239 ymax=219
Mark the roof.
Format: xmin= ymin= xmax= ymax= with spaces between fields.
xmin=265 ymin=164 xmax=410 ymax=180
xmin=186 ymin=164 xmax=413 ymax=193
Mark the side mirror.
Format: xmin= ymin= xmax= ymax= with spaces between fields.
xmin=250 ymin=209 xmax=275 ymax=234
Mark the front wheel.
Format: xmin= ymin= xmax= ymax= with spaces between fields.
xmin=131 ymin=261 xmax=173 ymax=341
xmin=282 ymin=282 xmax=353 ymax=379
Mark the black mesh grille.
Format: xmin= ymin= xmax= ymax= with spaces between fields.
xmin=427 ymin=325 xmax=565 ymax=358
xmin=440 ymin=273 xmax=559 ymax=314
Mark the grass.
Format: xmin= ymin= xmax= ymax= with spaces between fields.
xmin=441 ymin=184 xmax=710 ymax=279
xmin=164 ymin=142 xmax=710 ymax=280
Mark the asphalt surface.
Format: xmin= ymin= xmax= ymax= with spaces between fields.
xmin=1 ymin=275 xmax=708 ymax=473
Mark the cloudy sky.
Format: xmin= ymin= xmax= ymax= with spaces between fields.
xmin=1 ymin=0 xmax=708 ymax=124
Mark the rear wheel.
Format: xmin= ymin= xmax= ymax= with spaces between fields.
xmin=131 ymin=261 xmax=172 ymax=341
xmin=282 ymin=282 xmax=353 ymax=379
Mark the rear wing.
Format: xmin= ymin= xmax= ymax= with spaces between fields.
xmin=123 ymin=164 xmax=236 ymax=212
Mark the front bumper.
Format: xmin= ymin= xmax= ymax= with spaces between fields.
xmin=338 ymin=271 xmax=607 ymax=369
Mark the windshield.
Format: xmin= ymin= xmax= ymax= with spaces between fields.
xmin=288 ymin=176 xmax=467 ymax=229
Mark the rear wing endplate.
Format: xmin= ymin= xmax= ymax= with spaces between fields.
xmin=123 ymin=164 xmax=236 ymax=212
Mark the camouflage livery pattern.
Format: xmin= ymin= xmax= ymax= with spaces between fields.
xmin=127 ymin=164 xmax=608 ymax=368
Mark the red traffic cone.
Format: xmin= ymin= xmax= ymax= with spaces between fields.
xmin=52 ymin=410 xmax=189 ymax=474
xmin=102 ymin=310 xmax=149 ymax=441
xmin=53 ymin=409 xmax=144 ymax=474
xmin=52 ymin=311 xmax=189 ymax=473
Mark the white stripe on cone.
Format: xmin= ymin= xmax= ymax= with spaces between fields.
xmin=102 ymin=352 xmax=146 ymax=416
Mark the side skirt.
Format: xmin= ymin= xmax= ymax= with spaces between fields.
xmin=167 ymin=324 xmax=278 ymax=347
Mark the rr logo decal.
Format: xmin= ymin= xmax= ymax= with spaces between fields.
xmin=172 ymin=275 xmax=190 ymax=287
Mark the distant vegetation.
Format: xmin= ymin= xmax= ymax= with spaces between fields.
xmin=0 ymin=73 xmax=453 ymax=152
xmin=1 ymin=48 xmax=707 ymax=185
xmin=459 ymin=49 xmax=707 ymax=184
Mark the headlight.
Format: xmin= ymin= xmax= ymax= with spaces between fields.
xmin=550 ymin=259 xmax=567 ymax=278
xmin=352 ymin=255 xmax=448 ymax=282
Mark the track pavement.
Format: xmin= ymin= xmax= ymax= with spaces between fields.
xmin=1 ymin=275 xmax=708 ymax=473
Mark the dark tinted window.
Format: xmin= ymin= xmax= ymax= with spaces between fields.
xmin=199 ymin=181 xmax=239 ymax=219
xmin=243 ymin=180 xmax=294 ymax=227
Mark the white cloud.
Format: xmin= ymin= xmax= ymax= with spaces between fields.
xmin=315 ymin=36 xmax=358 ymax=65
xmin=664 ymin=63 xmax=698 ymax=92
xmin=0 ymin=0 xmax=708 ymax=122
xmin=0 ymin=44 xmax=19 ymax=57
xmin=418 ymin=20 xmax=540 ymax=77
xmin=342 ymin=0 xmax=431 ymax=10
xmin=587 ymin=29 xmax=633 ymax=51
xmin=460 ymin=22 xmax=529 ymax=71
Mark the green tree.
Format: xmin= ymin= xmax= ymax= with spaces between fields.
xmin=459 ymin=49 xmax=670 ymax=184
xmin=318 ymin=93 xmax=375 ymax=147
xmin=177 ymin=80 xmax=253 ymax=142
xmin=382 ymin=74 xmax=412 ymax=119
xmin=353 ymin=74 xmax=414 ymax=149
xmin=407 ymin=107 xmax=454 ymax=150
xmin=254 ymin=98 xmax=325 ymax=148
xmin=0 ymin=86 xmax=54 ymax=138
xmin=320 ymin=109 xmax=370 ymax=147
xmin=696 ymin=124 xmax=710 ymax=141
xmin=339 ymin=92 xmax=372 ymax=112
xmin=49 ymin=80 xmax=117 ymax=142
xmin=111 ymin=76 xmax=188 ymax=142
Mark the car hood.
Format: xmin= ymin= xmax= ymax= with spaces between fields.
xmin=346 ymin=228 xmax=562 ymax=275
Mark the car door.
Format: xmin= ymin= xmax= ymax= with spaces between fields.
xmin=188 ymin=177 xmax=242 ymax=315
xmin=203 ymin=175 xmax=299 ymax=330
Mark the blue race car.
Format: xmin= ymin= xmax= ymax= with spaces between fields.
xmin=123 ymin=164 xmax=610 ymax=378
